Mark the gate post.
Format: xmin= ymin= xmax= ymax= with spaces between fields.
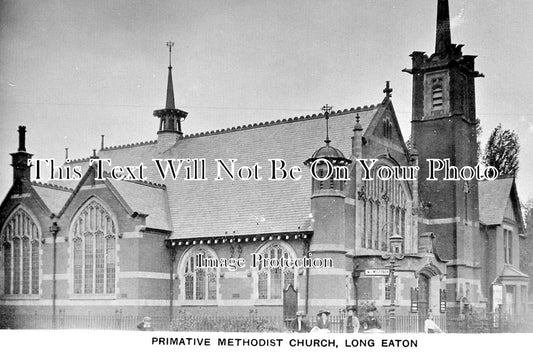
xmin=283 ymin=284 xmax=298 ymax=328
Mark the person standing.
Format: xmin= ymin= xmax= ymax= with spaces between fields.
xmin=361 ymin=306 xmax=381 ymax=332
xmin=316 ymin=310 xmax=331 ymax=331
xmin=290 ymin=311 xmax=310 ymax=333
xmin=344 ymin=306 xmax=360 ymax=333
xmin=424 ymin=312 xmax=443 ymax=333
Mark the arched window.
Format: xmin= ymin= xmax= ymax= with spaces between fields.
xmin=383 ymin=117 xmax=393 ymax=140
xmin=70 ymin=199 xmax=117 ymax=295
xmin=256 ymin=242 xmax=296 ymax=300
xmin=180 ymin=247 xmax=218 ymax=301
xmin=361 ymin=163 xmax=410 ymax=251
xmin=1 ymin=207 xmax=40 ymax=296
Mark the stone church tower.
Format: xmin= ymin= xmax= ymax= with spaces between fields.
xmin=405 ymin=0 xmax=485 ymax=313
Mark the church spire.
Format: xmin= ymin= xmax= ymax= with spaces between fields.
xmin=166 ymin=41 xmax=176 ymax=110
xmin=435 ymin=0 xmax=452 ymax=55
xmin=153 ymin=41 xmax=188 ymax=147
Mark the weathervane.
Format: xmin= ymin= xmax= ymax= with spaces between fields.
xmin=322 ymin=104 xmax=333 ymax=145
xmin=166 ymin=41 xmax=174 ymax=68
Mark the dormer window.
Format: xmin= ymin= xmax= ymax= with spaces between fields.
xmin=432 ymin=78 xmax=443 ymax=111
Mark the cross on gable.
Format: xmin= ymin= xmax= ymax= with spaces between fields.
xmin=383 ymin=81 xmax=393 ymax=98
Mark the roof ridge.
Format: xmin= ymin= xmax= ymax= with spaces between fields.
xmin=71 ymin=102 xmax=381 ymax=155
xmin=31 ymin=181 xmax=74 ymax=192
xmin=108 ymin=177 xmax=166 ymax=190
xmin=68 ymin=157 xmax=91 ymax=163
xmin=182 ymin=103 xmax=381 ymax=139
xmin=102 ymin=139 xmax=157 ymax=151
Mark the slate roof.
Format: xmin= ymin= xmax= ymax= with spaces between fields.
xmin=479 ymin=178 xmax=522 ymax=229
xmin=31 ymin=182 xmax=72 ymax=215
xmin=68 ymin=104 xmax=382 ymax=239
xmin=106 ymin=179 xmax=170 ymax=231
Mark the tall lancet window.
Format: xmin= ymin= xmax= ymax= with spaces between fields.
xmin=256 ymin=242 xmax=296 ymax=300
xmin=180 ymin=247 xmax=218 ymax=301
xmin=361 ymin=163 xmax=410 ymax=251
xmin=2 ymin=207 xmax=41 ymax=296
xmin=70 ymin=199 xmax=117 ymax=295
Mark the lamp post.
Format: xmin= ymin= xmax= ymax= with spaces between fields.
xmin=49 ymin=216 xmax=60 ymax=329
xmin=352 ymin=262 xmax=360 ymax=311
xmin=383 ymin=234 xmax=404 ymax=333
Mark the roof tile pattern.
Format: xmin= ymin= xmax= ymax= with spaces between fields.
xmin=32 ymin=184 xmax=72 ymax=214
xmin=478 ymin=178 xmax=514 ymax=225
xmin=60 ymin=106 xmax=380 ymax=239
xmin=107 ymin=179 xmax=170 ymax=231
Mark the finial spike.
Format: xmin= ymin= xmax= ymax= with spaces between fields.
xmin=101 ymin=135 xmax=105 ymax=150
xmin=165 ymin=41 xmax=176 ymax=109
xmin=166 ymin=41 xmax=174 ymax=68
xmin=322 ymin=104 xmax=333 ymax=145
xmin=65 ymin=148 xmax=69 ymax=161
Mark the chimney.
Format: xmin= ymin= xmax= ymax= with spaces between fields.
xmin=10 ymin=126 xmax=33 ymax=182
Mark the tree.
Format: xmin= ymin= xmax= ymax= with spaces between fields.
xmin=475 ymin=118 xmax=482 ymax=161
xmin=482 ymin=124 xmax=520 ymax=176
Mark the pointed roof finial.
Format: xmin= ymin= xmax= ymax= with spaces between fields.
xmin=383 ymin=81 xmax=393 ymax=99
xmin=321 ymin=104 xmax=333 ymax=145
xmin=435 ymin=0 xmax=452 ymax=55
xmin=353 ymin=112 xmax=363 ymax=132
xmin=65 ymin=148 xmax=69 ymax=161
xmin=165 ymin=41 xmax=176 ymax=109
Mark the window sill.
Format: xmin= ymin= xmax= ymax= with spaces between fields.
xmin=178 ymin=299 xmax=218 ymax=306
xmin=69 ymin=294 xmax=117 ymax=300
xmin=1 ymin=294 xmax=40 ymax=300
xmin=253 ymin=299 xmax=283 ymax=306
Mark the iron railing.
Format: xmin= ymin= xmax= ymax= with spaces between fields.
xmin=1 ymin=310 xmax=531 ymax=333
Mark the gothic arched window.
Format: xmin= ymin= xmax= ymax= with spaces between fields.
xmin=256 ymin=242 xmax=296 ymax=300
xmin=70 ymin=199 xmax=117 ymax=295
xmin=361 ymin=163 xmax=410 ymax=251
xmin=180 ymin=247 xmax=218 ymax=301
xmin=2 ymin=207 xmax=40 ymax=296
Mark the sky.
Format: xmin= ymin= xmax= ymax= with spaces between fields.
xmin=0 ymin=0 xmax=532 ymax=203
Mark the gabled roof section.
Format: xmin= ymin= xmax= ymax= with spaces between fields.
xmin=364 ymin=97 xmax=411 ymax=157
xmin=106 ymin=179 xmax=171 ymax=231
xmin=31 ymin=182 xmax=72 ymax=215
xmin=0 ymin=179 xmax=55 ymax=219
xmin=479 ymin=177 xmax=525 ymax=233
xmin=499 ymin=264 xmax=529 ymax=279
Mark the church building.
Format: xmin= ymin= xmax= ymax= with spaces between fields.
xmin=0 ymin=0 xmax=528 ymax=329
